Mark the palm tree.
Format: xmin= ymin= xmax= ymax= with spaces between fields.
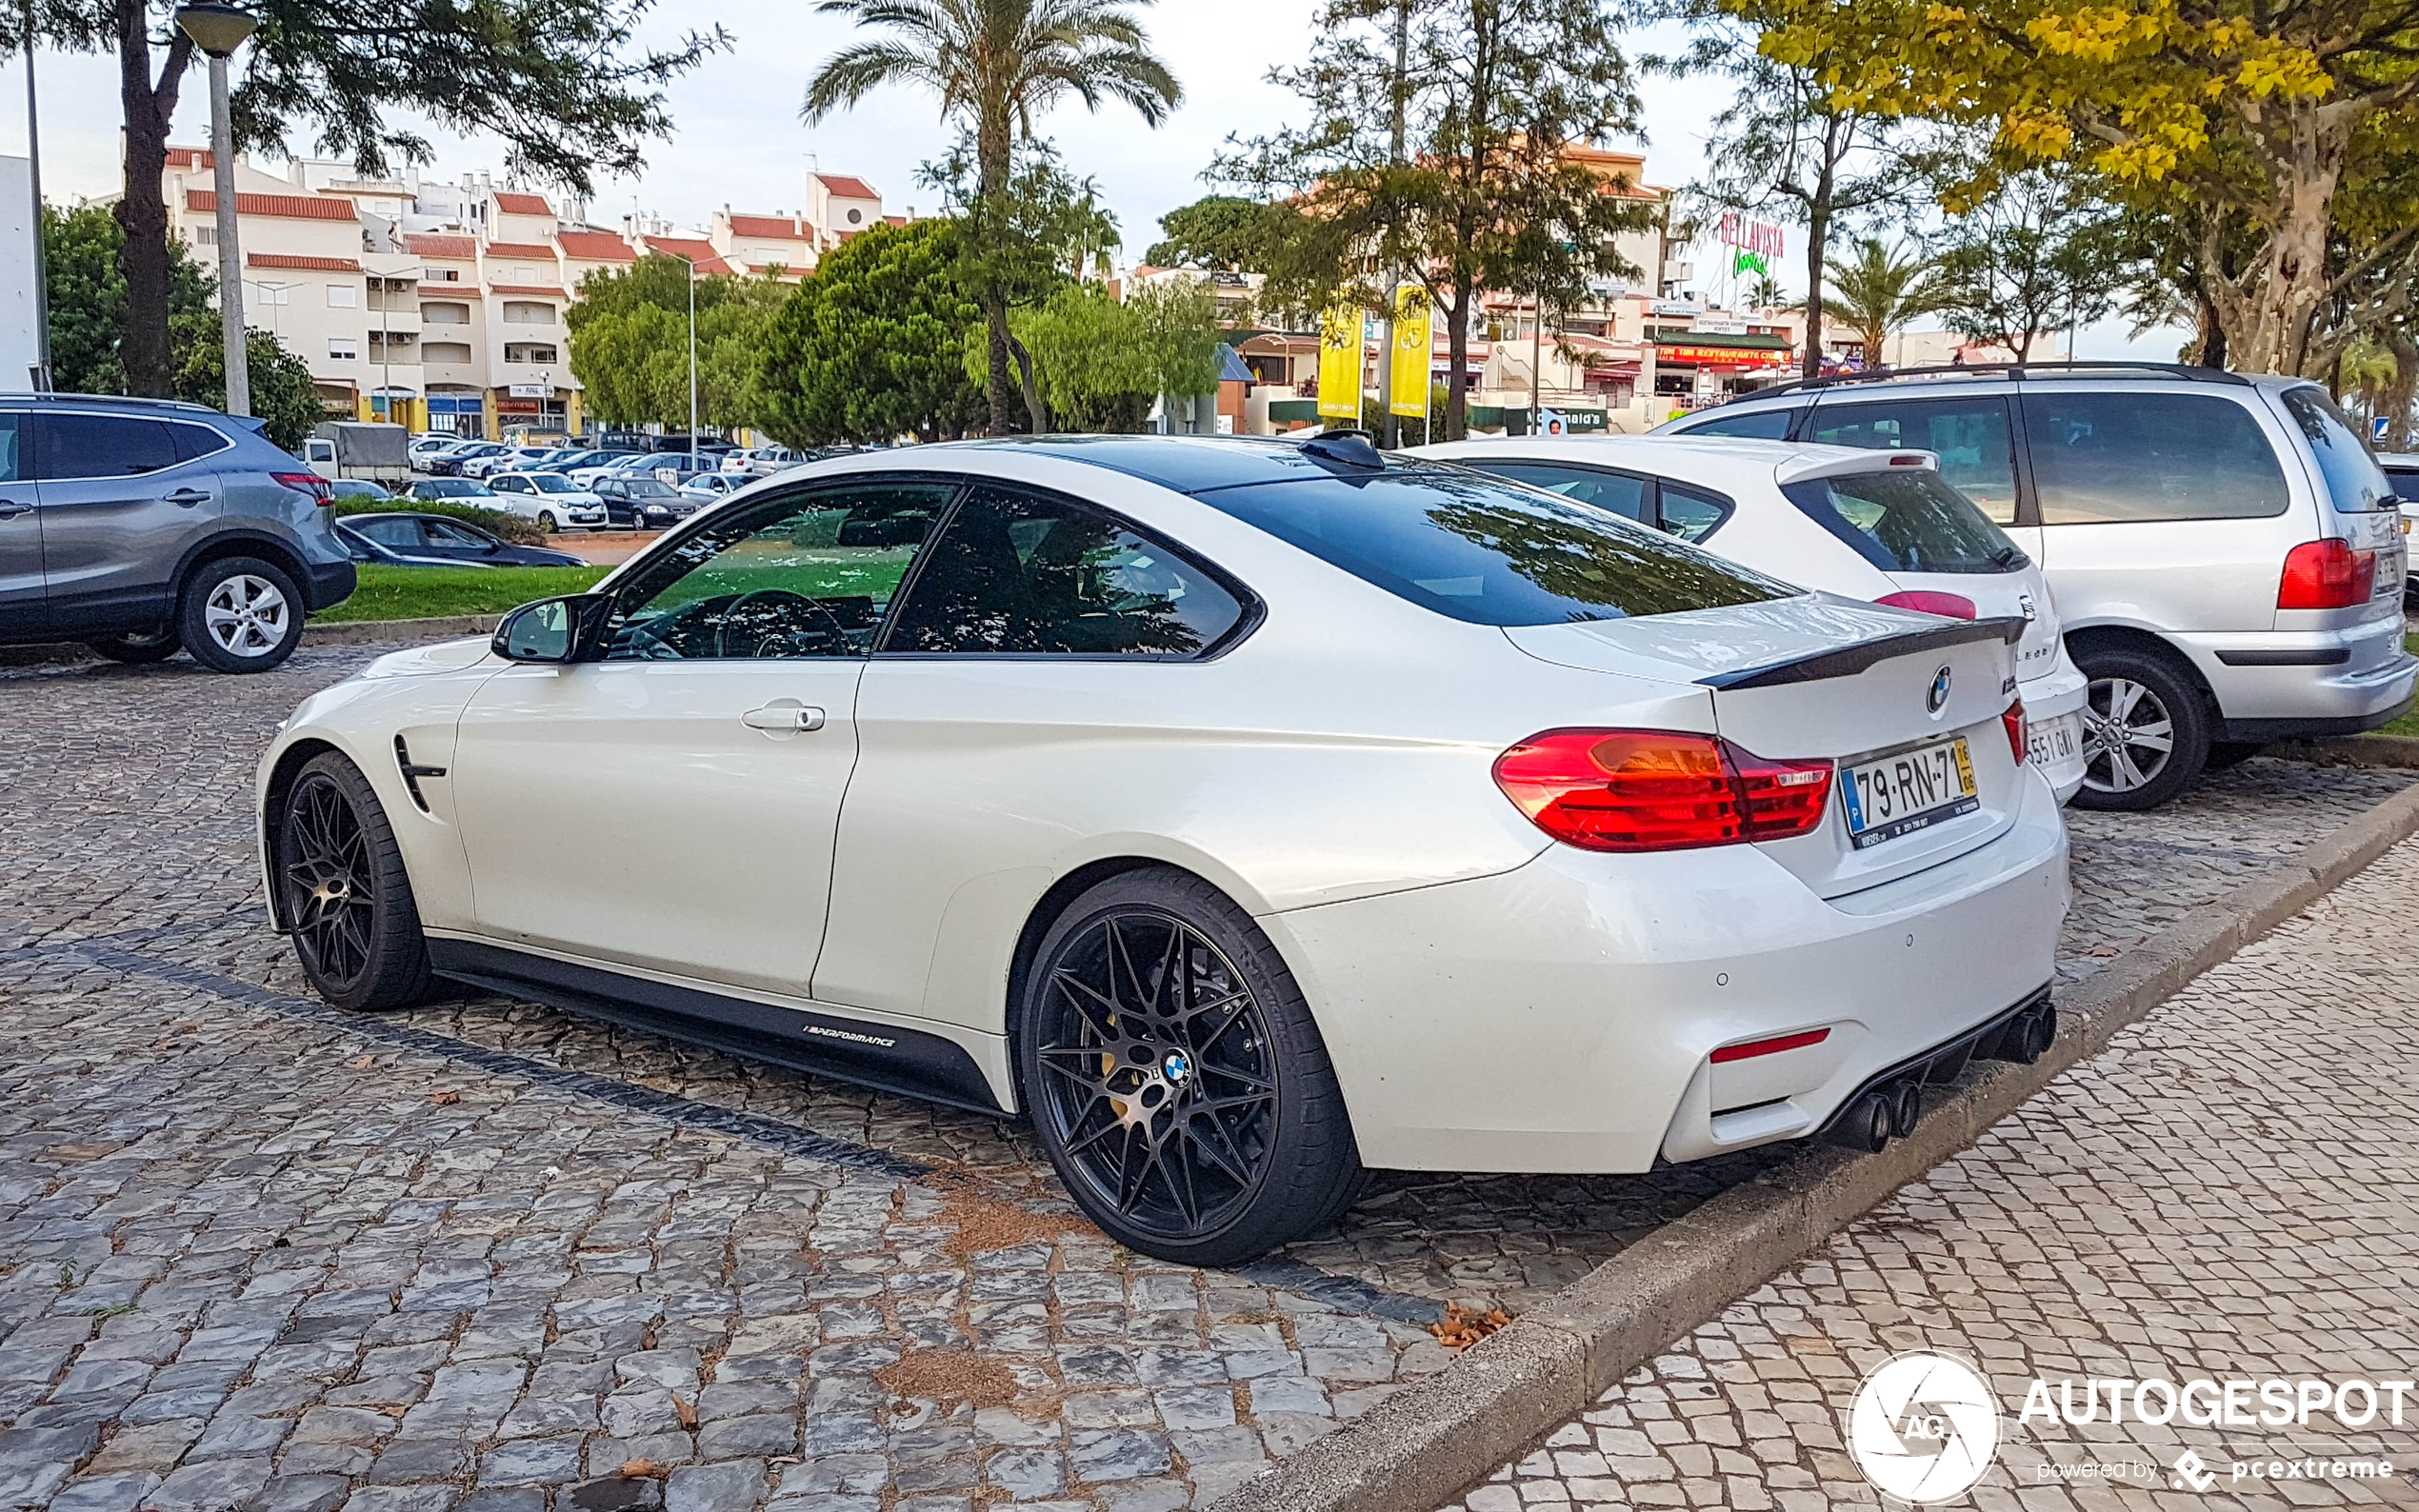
xmin=1822 ymin=237 xmax=1947 ymax=370
xmin=804 ymin=0 xmax=1183 ymax=435
xmin=1745 ymin=273 xmax=1787 ymax=312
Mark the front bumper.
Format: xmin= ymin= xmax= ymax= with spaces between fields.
xmin=1265 ymin=767 xmax=2069 ymax=1173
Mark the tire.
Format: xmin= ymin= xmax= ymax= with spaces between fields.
xmin=2203 ymin=740 xmax=2267 ymax=770
xmin=178 ymin=556 xmax=305 ymax=673
xmin=84 ymin=628 xmax=181 ymax=664
xmin=274 ymin=752 xmax=432 ymax=1011
xmin=1016 ymin=867 xmax=1364 ymax=1266
xmin=2071 ymin=646 xmax=2210 ymax=810
xmin=537 ymin=511 xmax=558 ymax=534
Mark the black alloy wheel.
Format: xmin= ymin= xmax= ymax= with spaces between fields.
xmin=276 ymin=753 xmax=431 ymax=1011
xmin=1020 ymin=869 xmax=1363 ymax=1265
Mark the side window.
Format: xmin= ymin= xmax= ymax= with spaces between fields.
xmin=1658 ymin=482 xmax=1731 ymax=543
xmin=607 ymin=481 xmax=955 ymax=661
xmin=0 ymin=413 xmax=21 ymax=483
xmin=2278 ymin=387 xmax=2391 ymax=513
xmin=33 ymin=414 xmax=180 ymax=478
xmin=1675 ymin=407 xmax=1796 ymax=440
xmin=424 ymin=520 xmax=491 ymax=547
xmin=886 ymin=485 xmax=1248 ymax=658
xmin=167 ymin=422 xmax=224 ymax=462
xmin=352 ymin=517 xmax=421 ymax=547
xmin=2023 ymin=391 xmax=2289 ymax=524
xmin=1805 ymin=398 xmax=2019 ymax=524
xmin=1465 ymin=462 xmax=1653 ymax=527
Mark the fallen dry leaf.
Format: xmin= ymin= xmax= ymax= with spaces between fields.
xmin=1429 ymin=1302 xmax=1511 ymax=1351
xmin=429 ymin=1091 xmax=461 ymax=1105
xmin=618 ymin=1457 xmax=668 ymax=1480
xmin=349 ymin=1055 xmax=376 ymax=1069
xmin=671 ymin=1394 xmax=698 ymax=1430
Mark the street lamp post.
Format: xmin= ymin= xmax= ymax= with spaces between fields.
xmin=23 ymin=0 xmax=49 ymax=389
xmin=174 ymin=3 xmax=258 ymax=417
xmin=666 ymin=251 xmax=699 ymax=453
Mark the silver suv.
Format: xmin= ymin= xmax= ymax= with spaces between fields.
xmin=1659 ymin=365 xmax=2414 ymax=807
xmin=0 ymin=394 xmax=357 ymax=672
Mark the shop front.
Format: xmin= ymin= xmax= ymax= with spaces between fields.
xmin=1651 ymin=336 xmax=1793 ymax=410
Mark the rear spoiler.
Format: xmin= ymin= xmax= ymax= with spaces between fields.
xmin=1699 ymin=615 xmax=2026 ymax=690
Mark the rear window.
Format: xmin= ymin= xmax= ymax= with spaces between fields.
xmin=1673 ymin=406 xmax=1795 ymax=440
xmin=2279 ymin=387 xmax=2392 ymax=512
xmin=1781 ymin=469 xmax=2025 ymax=574
xmin=2384 ymin=467 xmax=2419 ymax=504
xmin=1195 ymin=468 xmax=1793 ymax=626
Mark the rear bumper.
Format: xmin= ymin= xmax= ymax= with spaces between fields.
xmin=1266 ymin=767 xmax=2069 ymax=1173
xmin=2177 ymin=619 xmax=2416 ymax=725
xmin=302 ymin=558 xmax=357 ymax=612
xmin=2019 ymin=657 xmax=2088 ymax=804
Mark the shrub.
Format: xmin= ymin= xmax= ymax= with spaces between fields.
xmin=332 ymin=495 xmax=546 ymax=545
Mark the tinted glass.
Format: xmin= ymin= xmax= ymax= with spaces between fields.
xmin=1806 ymin=398 xmax=2020 ymax=523
xmin=2386 ymin=468 xmax=2419 ymax=504
xmin=2279 ymin=387 xmax=2392 ymax=513
xmin=1781 ymin=469 xmax=2023 ymax=574
xmin=1197 ymin=469 xmax=1792 ymax=626
xmin=167 ymin=421 xmax=224 ymax=462
xmin=607 ymin=482 xmax=954 ymax=660
xmin=2024 ymin=391 xmax=2289 ymax=524
xmin=625 ymin=480 xmax=678 ymax=498
xmin=887 ymin=486 xmax=1246 ymax=658
xmin=352 ymin=517 xmax=421 ymax=547
xmin=424 ymin=519 xmax=492 ymax=547
xmin=35 ymin=414 xmax=179 ymax=478
xmin=0 ymin=414 xmax=23 ymax=484
xmin=1469 ymin=462 xmax=1653 ymax=527
xmin=1676 ymin=407 xmax=1795 ymax=440
xmin=1660 ymin=482 xmax=1730 ymax=544
xmin=530 ymin=474 xmax=574 ymax=492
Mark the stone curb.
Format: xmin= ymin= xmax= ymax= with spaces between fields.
xmin=2270 ymin=733 xmax=2419 ymax=769
xmin=303 ymin=613 xmax=500 ymax=645
xmin=1210 ymin=780 xmax=2419 ymax=1512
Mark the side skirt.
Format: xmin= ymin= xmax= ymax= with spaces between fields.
xmin=426 ymin=938 xmax=1010 ymax=1117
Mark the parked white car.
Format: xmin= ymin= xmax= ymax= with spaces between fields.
xmin=723 ymin=445 xmax=797 ymax=477
xmin=462 ymin=446 xmax=559 ymax=481
xmin=679 ymin=470 xmax=748 ymax=506
xmin=256 ymin=434 xmax=2066 ymax=1264
xmin=484 ymin=470 xmax=609 ymax=532
xmin=568 ymin=453 xmax=663 ymax=489
xmin=1411 ymin=436 xmax=2090 ymax=802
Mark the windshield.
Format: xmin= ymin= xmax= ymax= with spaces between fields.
xmin=1781 ymin=469 xmax=2024 ymax=574
xmin=627 ymin=480 xmax=678 ymax=498
xmin=2280 ymin=386 xmax=2393 ymax=512
xmin=1195 ymin=466 xmax=1793 ymax=626
xmin=529 ymin=474 xmax=574 ymax=492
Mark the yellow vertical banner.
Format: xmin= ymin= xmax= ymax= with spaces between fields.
xmin=1317 ymin=304 xmax=1363 ymax=420
xmin=1389 ymin=287 xmax=1431 ymax=417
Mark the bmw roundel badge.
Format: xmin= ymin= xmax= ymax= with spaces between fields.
xmin=1927 ymin=665 xmax=1953 ymax=716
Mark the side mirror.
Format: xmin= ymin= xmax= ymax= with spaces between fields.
xmin=492 ymin=593 xmax=611 ymax=664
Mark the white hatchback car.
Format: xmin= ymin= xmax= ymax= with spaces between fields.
xmin=1412 ymin=437 xmax=2090 ymax=802
xmin=257 ymin=434 xmax=2068 ymax=1263
xmin=484 ymin=470 xmax=608 ymax=532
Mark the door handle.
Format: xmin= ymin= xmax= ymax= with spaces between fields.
xmin=162 ymin=488 xmax=210 ymax=507
xmin=0 ymin=500 xmax=28 ymax=519
xmin=741 ymin=703 xmax=826 ymax=733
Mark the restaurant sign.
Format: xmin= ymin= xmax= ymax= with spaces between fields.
xmin=1656 ymin=342 xmax=1790 ymax=368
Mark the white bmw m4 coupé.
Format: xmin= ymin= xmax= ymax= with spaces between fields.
xmin=258 ymin=432 xmax=2069 ymax=1263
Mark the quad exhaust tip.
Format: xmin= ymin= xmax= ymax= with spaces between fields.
xmin=1823 ymin=999 xmax=2058 ymax=1153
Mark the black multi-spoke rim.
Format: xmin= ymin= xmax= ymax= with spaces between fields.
xmin=282 ymin=775 xmax=375 ymax=989
xmin=1032 ymin=910 xmax=1278 ymax=1240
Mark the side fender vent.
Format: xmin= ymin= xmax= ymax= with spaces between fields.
xmin=394 ymin=735 xmax=447 ymax=812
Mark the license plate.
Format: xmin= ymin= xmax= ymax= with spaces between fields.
xmin=1839 ymin=738 xmax=1978 ymax=849
xmin=2028 ymin=711 xmax=2080 ymax=768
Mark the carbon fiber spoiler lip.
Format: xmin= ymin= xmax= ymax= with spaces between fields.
xmin=1697 ymin=615 xmax=2027 ymax=690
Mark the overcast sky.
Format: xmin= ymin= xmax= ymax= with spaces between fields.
xmin=0 ymin=0 xmax=2174 ymax=357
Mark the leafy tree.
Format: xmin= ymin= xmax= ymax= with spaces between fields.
xmin=42 ymin=202 xmax=212 ymax=394
xmin=1822 ymin=237 xmax=1945 ymax=368
xmin=970 ymin=277 xmax=1223 ymax=431
xmin=169 ymin=311 xmax=327 ymax=450
xmin=803 ymin=0 xmax=1182 ymax=436
xmin=756 ymin=217 xmax=986 ymax=445
xmin=1740 ymin=0 xmax=2419 ymax=373
xmin=566 ymin=254 xmax=786 ymax=429
xmin=1660 ymin=2 xmax=1922 ymax=382
xmin=0 ymin=1 xmax=724 ymax=398
xmin=1221 ymin=0 xmax=1655 ymax=439
xmin=1143 ymin=194 xmax=1272 ymax=270
xmin=1928 ymin=164 xmax=2125 ymax=362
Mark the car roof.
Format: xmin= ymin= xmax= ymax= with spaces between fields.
xmin=0 ymin=391 xmax=232 ymax=417
xmin=1413 ymin=434 xmax=1937 ymax=490
xmin=917 ymin=433 xmax=1489 ymax=496
xmin=1683 ymin=363 xmax=2314 ymax=415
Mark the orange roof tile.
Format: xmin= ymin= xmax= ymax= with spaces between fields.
xmin=481 ymin=241 xmax=557 ymax=260
xmin=555 ymin=229 xmax=635 ymax=261
xmin=643 ymin=237 xmax=732 ymax=274
xmin=166 ymin=147 xmax=214 ymax=170
xmin=489 ymin=285 xmax=569 ymax=297
xmin=491 ymin=190 xmax=552 ymax=216
xmin=248 ymin=253 xmax=362 ymax=271
xmin=812 ymin=173 xmax=879 ymax=201
xmin=725 ymin=213 xmax=810 ymax=241
xmin=404 ymin=233 xmax=477 ymax=259
xmin=185 ymin=189 xmax=358 ymax=221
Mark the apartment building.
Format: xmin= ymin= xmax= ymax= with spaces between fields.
xmin=160 ymin=150 xmax=894 ymax=437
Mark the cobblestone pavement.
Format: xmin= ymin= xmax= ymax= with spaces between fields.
xmin=1443 ymin=834 xmax=2419 ymax=1512
xmin=1 ymin=643 xmax=2411 ymax=1512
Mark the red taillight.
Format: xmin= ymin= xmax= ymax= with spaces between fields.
xmin=1491 ymin=729 xmax=1833 ymax=852
xmin=2002 ymin=698 xmax=2027 ymax=765
xmin=1874 ymin=589 xmax=1977 ymax=620
xmin=1709 ymin=1026 xmax=1831 ymax=1064
xmin=273 ymin=471 xmax=334 ymax=507
xmin=2278 ymin=538 xmax=2375 ymax=609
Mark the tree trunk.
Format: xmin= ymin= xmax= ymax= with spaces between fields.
xmin=976 ymin=110 xmax=1013 ymax=435
xmin=1006 ymin=331 xmax=1047 ymax=432
xmin=1801 ymin=206 xmax=1829 ymax=384
xmin=1444 ymin=287 xmax=1469 ymax=441
xmin=2212 ymin=102 xmax=2351 ymax=375
xmin=115 ymin=1 xmax=189 ymax=398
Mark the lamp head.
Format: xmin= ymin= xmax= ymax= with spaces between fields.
xmin=175 ymin=3 xmax=259 ymax=57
